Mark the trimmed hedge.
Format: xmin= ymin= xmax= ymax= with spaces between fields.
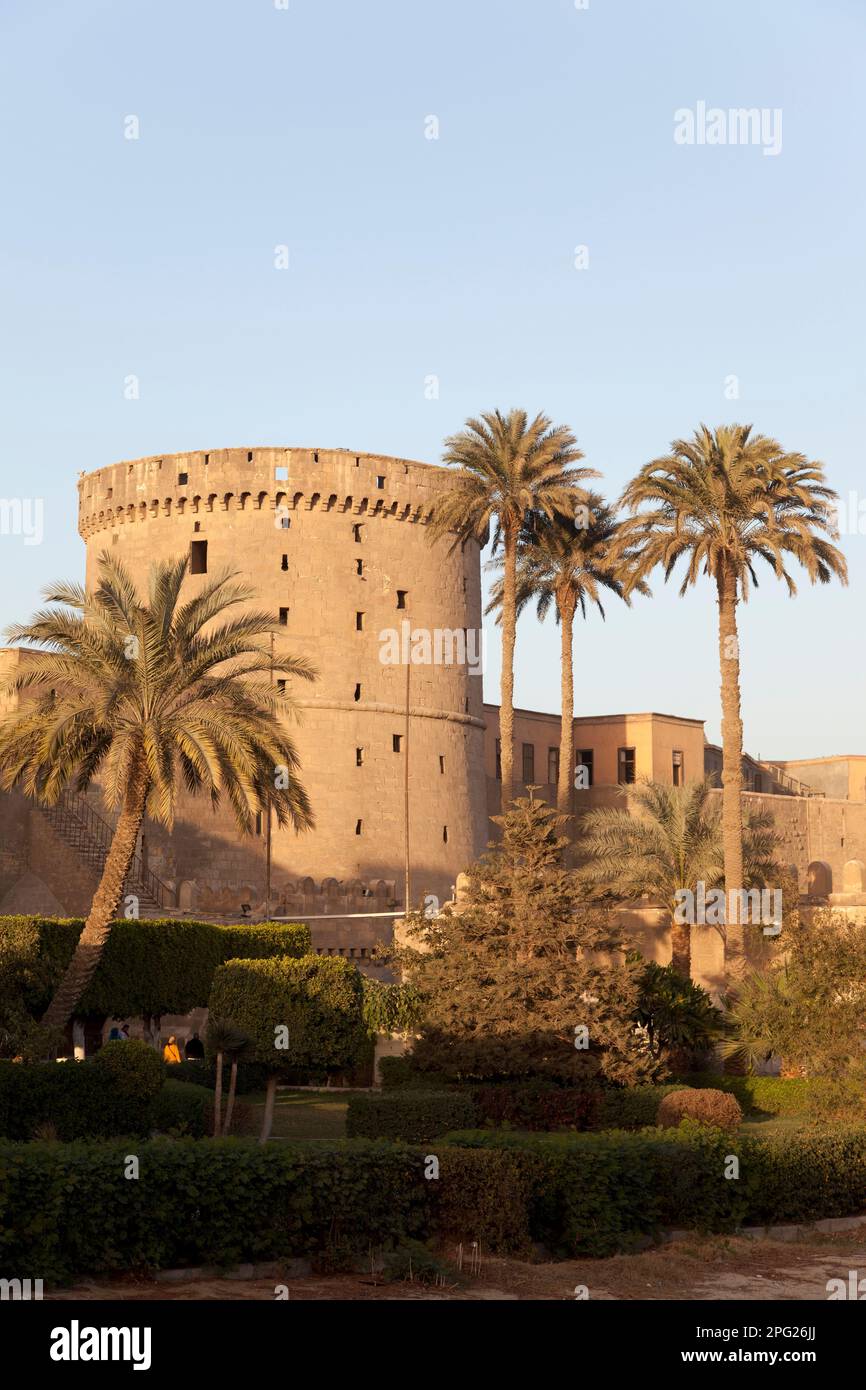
xmin=6 ymin=1125 xmax=866 ymax=1280
xmin=208 ymin=955 xmax=367 ymax=1076
xmin=347 ymin=1091 xmax=477 ymax=1142
xmin=150 ymin=1080 xmax=213 ymax=1137
xmin=595 ymin=1084 xmax=690 ymax=1130
xmin=0 ymin=916 xmax=311 ymax=1020
xmin=0 ymin=1042 xmax=164 ymax=1140
xmin=675 ymin=1074 xmax=813 ymax=1117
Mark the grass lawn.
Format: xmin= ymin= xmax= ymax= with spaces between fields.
xmin=739 ymin=1113 xmax=811 ymax=1138
xmin=245 ymin=1088 xmax=349 ymax=1141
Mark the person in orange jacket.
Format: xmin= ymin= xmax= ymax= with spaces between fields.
xmin=163 ymin=1035 xmax=182 ymax=1064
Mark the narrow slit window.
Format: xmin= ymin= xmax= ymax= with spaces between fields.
xmin=442 ymin=826 xmax=448 ymax=843
xmin=354 ymin=683 xmax=361 ymax=701
xmin=355 ymin=819 xmax=362 ymax=835
xmin=396 ymin=590 xmax=407 ymax=609
xmin=276 ymin=679 xmax=286 ymax=695
xmin=353 ymin=524 xmax=363 ymax=543
xmin=355 ymin=559 xmax=363 ymax=576
xmin=279 ymin=607 xmax=289 ymax=626
xmin=356 ymin=612 xmax=364 ymax=631
xmin=281 ymin=554 xmax=288 ymax=571
xmin=439 ymin=755 xmax=445 ymax=774
xmin=376 ymin=475 xmax=385 ymax=489
xmin=672 ymin=749 xmax=684 ymax=786
xmin=356 ymin=747 xmax=364 ymax=766
xmin=392 ymin=734 xmax=402 ymax=752
xmin=194 ymin=521 xmax=201 ymax=533
xmin=178 ymin=472 xmax=188 ymax=486
xmin=190 ymin=539 xmax=208 ymax=574
xmin=313 ymin=451 xmax=319 ymax=463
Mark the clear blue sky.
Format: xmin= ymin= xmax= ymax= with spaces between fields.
xmin=1 ymin=0 xmax=863 ymax=759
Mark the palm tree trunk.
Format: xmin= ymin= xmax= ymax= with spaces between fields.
xmin=41 ymin=763 xmax=150 ymax=1029
xmin=499 ymin=519 xmax=517 ymax=810
xmin=213 ymin=1050 xmax=224 ymax=1137
xmin=260 ymin=1073 xmax=277 ymax=1144
xmin=669 ymin=915 xmax=692 ymax=980
xmin=557 ymin=594 xmax=575 ymax=819
xmin=716 ymin=563 xmax=746 ymax=984
xmin=223 ymin=1058 xmax=238 ymax=1135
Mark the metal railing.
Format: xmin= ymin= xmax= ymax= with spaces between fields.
xmin=40 ymin=788 xmax=173 ymax=909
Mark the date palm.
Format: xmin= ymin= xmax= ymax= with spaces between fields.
xmin=0 ymin=551 xmax=316 ymax=1029
xmin=488 ymin=495 xmax=646 ymax=815
xmin=428 ymin=409 xmax=595 ymax=807
xmin=616 ymin=424 xmax=846 ymax=977
xmin=578 ymin=778 xmax=780 ymax=978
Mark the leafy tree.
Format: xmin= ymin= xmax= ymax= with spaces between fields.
xmin=577 ymin=778 xmax=780 ymax=977
xmin=0 ymin=553 xmax=315 ymax=1028
xmin=393 ymin=794 xmax=659 ymax=1085
xmin=487 ymin=496 xmax=645 ymax=815
xmin=617 ymin=424 xmax=846 ymax=977
xmin=633 ymin=960 xmax=723 ymax=1064
xmin=428 ymin=409 xmax=594 ymax=807
xmin=722 ymin=908 xmax=866 ymax=1084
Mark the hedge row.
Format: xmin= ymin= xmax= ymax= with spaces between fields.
xmin=675 ymin=1074 xmax=813 ymax=1117
xmin=7 ymin=1125 xmax=866 ymax=1280
xmin=0 ymin=916 xmax=311 ymax=1019
xmin=348 ymin=1083 xmax=602 ymax=1141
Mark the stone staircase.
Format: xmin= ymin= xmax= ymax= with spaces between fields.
xmin=38 ymin=790 xmax=172 ymax=914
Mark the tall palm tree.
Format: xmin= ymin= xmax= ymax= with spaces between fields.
xmin=616 ymin=424 xmax=846 ymax=977
xmin=577 ymin=778 xmax=780 ymax=979
xmin=428 ymin=409 xmax=595 ymax=809
xmin=487 ymin=494 xmax=646 ymax=814
xmin=0 ymin=552 xmax=316 ymax=1028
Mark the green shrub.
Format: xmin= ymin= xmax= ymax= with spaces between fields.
xmin=208 ymin=955 xmax=367 ymax=1079
xmin=150 ymin=1080 xmax=212 ymax=1137
xmin=473 ymin=1081 xmax=599 ymax=1131
xmin=744 ymin=1127 xmax=866 ymax=1224
xmin=347 ymin=1091 xmax=477 ymax=1142
xmin=675 ymin=1074 xmax=813 ymax=1116
xmin=361 ymin=978 xmax=425 ymax=1036
xmin=0 ymin=916 xmax=311 ymax=1021
xmin=657 ymin=1088 xmax=743 ymax=1133
xmin=595 ymin=1084 xmax=686 ymax=1129
xmin=0 ymin=1055 xmax=159 ymax=1140
xmin=167 ymin=1059 xmax=274 ymax=1094
xmin=94 ymin=1040 xmax=164 ymax=1102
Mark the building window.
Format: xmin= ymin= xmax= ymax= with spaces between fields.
xmin=392 ymin=734 xmax=402 ymax=753
xmin=313 ymin=451 xmax=319 ymax=463
xmin=281 ymin=554 xmax=288 ymax=571
xmin=355 ymin=612 xmax=364 ymax=631
xmin=355 ymin=819 xmax=362 ymax=835
xmin=356 ymin=559 xmax=363 ymax=575
xmin=354 ymin=683 xmax=361 ymax=701
xmin=353 ymin=524 xmax=362 ymax=543
xmin=194 ymin=521 xmax=201 ymax=533
xmin=495 ymin=738 xmax=501 ymax=781
xmin=275 ymin=466 xmax=288 ymax=480
xmin=618 ymin=747 xmax=636 ymax=784
xmin=178 ymin=472 xmax=188 ymax=486
xmin=376 ymin=475 xmax=385 ymax=489
xmin=575 ymin=749 xmax=594 ymax=788
xmin=280 ymin=513 xmax=291 ymax=530
xmin=190 ymin=540 xmax=208 ymax=574
xmin=442 ymin=826 xmax=448 ymax=843
xmin=396 ymin=590 xmax=407 ymax=609
xmin=672 ymin=749 xmax=684 ymax=786
xmin=279 ymin=607 xmax=289 ymax=626
xmin=547 ymin=747 xmax=559 ymax=785
xmin=439 ymin=755 xmax=445 ymax=774
xmin=356 ymin=747 xmax=364 ymax=766
xmin=522 ymin=743 xmax=535 ymax=783
xmin=276 ymin=679 xmax=286 ymax=695
xmin=754 ymin=773 xmax=762 ymax=793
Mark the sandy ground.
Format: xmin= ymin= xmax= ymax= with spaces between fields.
xmin=45 ymin=1234 xmax=866 ymax=1301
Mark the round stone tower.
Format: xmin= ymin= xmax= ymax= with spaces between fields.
xmin=77 ymin=447 xmax=487 ymax=936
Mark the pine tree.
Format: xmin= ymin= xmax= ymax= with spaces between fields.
xmin=396 ymin=794 xmax=658 ymax=1084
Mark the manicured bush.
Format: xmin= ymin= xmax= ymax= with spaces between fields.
xmin=347 ymin=1091 xmax=478 ymax=1142
xmin=361 ymin=978 xmax=425 ymax=1036
xmin=595 ymin=1084 xmax=686 ymax=1130
xmin=94 ymin=1039 xmax=164 ymax=1101
xmin=743 ymin=1127 xmax=866 ymax=1225
xmin=208 ymin=955 xmax=367 ymax=1077
xmin=151 ymin=1079 xmax=212 ymax=1136
xmin=0 ymin=1054 xmax=160 ymax=1141
xmin=657 ymin=1087 xmax=743 ymax=1132
xmin=675 ymin=1074 xmax=812 ymax=1117
xmin=0 ymin=915 xmax=311 ymax=1021
xmin=473 ymin=1081 xmax=600 ymax=1132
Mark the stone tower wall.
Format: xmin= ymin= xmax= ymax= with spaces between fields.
xmin=77 ymin=447 xmax=488 ymax=924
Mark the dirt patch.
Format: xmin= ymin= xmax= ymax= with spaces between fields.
xmin=46 ymin=1234 xmax=866 ymax=1301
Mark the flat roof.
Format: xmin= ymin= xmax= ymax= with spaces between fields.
xmin=483 ymin=703 xmax=704 ymax=727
